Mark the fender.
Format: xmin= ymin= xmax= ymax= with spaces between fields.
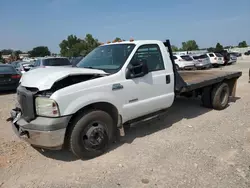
xmin=54 ymin=91 xmax=122 ymax=116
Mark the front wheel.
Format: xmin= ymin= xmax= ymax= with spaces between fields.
xmin=69 ymin=110 xmax=115 ymax=159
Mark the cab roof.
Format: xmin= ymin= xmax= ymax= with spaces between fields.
xmin=101 ymin=40 xmax=163 ymax=46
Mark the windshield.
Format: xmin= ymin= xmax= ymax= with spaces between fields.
xmin=192 ymin=56 xmax=199 ymax=60
xmin=199 ymin=54 xmax=208 ymax=59
xmin=43 ymin=58 xmax=71 ymax=66
xmin=77 ymin=44 xmax=135 ymax=73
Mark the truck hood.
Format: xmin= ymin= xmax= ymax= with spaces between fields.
xmin=20 ymin=67 xmax=108 ymax=91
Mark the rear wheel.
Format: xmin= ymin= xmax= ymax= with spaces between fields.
xmin=69 ymin=110 xmax=115 ymax=159
xmin=201 ymin=83 xmax=230 ymax=110
xmin=211 ymin=82 xmax=230 ymax=110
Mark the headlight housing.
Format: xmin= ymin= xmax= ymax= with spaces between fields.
xmin=35 ymin=97 xmax=60 ymax=117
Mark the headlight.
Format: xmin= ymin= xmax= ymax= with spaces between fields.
xmin=35 ymin=97 xmax=60 ymax=117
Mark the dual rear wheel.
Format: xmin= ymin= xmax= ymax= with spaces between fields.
xmin=201 ymin=82 xmax=230 ymax=110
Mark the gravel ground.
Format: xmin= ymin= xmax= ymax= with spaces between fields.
xmin=0 ymin=57 xmax=250 ymax=188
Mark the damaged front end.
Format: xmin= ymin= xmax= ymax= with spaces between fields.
xmin=37 ymin=73 xmax=104 ymax=97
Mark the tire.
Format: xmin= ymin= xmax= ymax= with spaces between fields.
xmin=69 ymin=110 xmax=115 ymax=159
xmin=211 ymin=82 xmax=230 ymax=110
xmin=201 ymin=87 xmax=213 ymax=108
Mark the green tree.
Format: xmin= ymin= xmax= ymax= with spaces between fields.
xmin=82 ymin=34 xmax=100 ymax=56
xmin=11 ymin=51 xmax=20 ymax=61
xmin=113 ymin=37 xmax=124 ymax=42
xmin=59 ymin=34 xmax=100 ymax=57
xmin=238 ymin=41 xmax=248 ymax=48
xmin=28 ymin=46 xmax=51 ymax=57
xmin=207 ymin=47 xmax=215 ymax=52
xmin=181 ymin=40 xmax=199 ymax=51
xmin=171 ymin=45 xmax=179 ymax=52
xmin=215 ymin=43 xmax=224 ymax=52
xmin=59 ymin=35 xmax=82 ymax=57
xmin=1 ymin=49 xmax=13 ymax=55
xmin=15 ymin=50 xmax=23 ymax=55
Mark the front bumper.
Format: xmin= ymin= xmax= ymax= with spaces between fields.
xmin=182 ymin=65 xmax=196 ymax=70
xmin=10 ymin=109 xmax=71 ymax=150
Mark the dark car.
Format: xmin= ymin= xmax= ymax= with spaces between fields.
xmin=217 ymin=50 xmax=230 ymax=65
xmin=11 ymin=61 xmax=21 ymax=68
xmin=229 ymin=52 xmax=242 ymax=57
xmin=244 ymin=50 xmax=250 ymax=56
xmin=0 ymin=64 xmax=21 ymax=91
xmin=71 ymin=56 xmax=84 ymax=67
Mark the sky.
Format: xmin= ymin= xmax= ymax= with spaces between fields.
xmin=0 ymin=0 xmax=249 ymax=53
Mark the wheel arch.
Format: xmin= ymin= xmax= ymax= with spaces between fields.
xmin=63 ymin=102 xmax=120 ymax=148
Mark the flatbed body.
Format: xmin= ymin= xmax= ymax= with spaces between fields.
xmin=177 ymin=70 xmax=242 ymax=93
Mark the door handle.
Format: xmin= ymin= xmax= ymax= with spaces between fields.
xmin=166 ymin=75 xmax=170 ymax=84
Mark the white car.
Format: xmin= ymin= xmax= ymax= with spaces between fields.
xmin=206 ymin=53 xmax=224 ymax=66
xmin=173 ymin=55 xmax=195 ymax=70
xmin=191 ymin=54 xmax=212 ymax=69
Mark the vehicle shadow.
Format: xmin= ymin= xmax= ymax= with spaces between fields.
xmin=34 ymin=147 xmax=78 ymax=162
xmin=111 ymin=97 xmax=211 ymax=147
xmin=36 ymin=96 xmax=240 ymax=161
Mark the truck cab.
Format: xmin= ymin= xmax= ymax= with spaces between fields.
xmin=10 ymin=40 xmax=241 ymax=159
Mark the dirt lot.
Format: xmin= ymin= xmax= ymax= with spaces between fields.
xmin=1 ymin=57 xmax=250 ymax=188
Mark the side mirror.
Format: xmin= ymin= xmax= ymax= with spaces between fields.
xmin=125 ymin=59 xmax=149 ymax=79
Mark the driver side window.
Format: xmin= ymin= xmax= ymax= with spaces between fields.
xmin=130 ymin=44 xmax=165 ymax=72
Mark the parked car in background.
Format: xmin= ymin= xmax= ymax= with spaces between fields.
xmin=217 ymin=50 xmax=230 ymax=65
xmin=191 ymin=54 xmax=211 ymax=69
xmin=173 ymin=55 xmax=195 ymax=70
xmin=206 ymin=53 xmax=224 ymax=66
xmin=71 ymin=56 xmax=84 ymax=67
xmin=229 ymin=52 xmax=242 ymax=57
xmin=32 ymin=57 xmax=72 ymax=69
xmin=11 ymin=61 xmax=21 ymax=68
xmin=227 ymin=53 xmax=237 ymax=64
xmin=15 ymin=62 xmax=34 ymax=74
xmin=244 ymin=50 xmax=250 ymax=56
xmin=0 ymin=64 xmax=21 ymax=91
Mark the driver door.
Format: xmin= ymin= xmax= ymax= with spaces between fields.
xmin=120 ymin=44 xmax=174 ymax=122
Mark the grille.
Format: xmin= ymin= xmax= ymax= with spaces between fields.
xmin=17 ymin=86 xmax=36 ymax=122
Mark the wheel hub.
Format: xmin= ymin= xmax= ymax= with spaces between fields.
xmin=83 ymin=123 xmax=108 ymax=150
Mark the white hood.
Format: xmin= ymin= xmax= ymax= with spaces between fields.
xmin=20 ymin=67 xmax=108 ymax=91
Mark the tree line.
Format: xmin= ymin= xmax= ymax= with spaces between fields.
xmin=0 ymin=34 xmax=249 ymax=62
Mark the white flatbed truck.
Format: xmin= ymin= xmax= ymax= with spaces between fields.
xmin=9 ymin=40 xmax=242 ymax=159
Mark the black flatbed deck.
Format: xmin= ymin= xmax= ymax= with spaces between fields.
xmin=177 ymin=70 xmax=242 ymax=93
